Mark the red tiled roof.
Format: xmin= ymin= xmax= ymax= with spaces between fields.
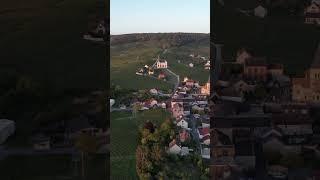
xmin=202 ymin=134 xmax=210 ymax=141
xmin=199 ymin=127 xmax=210 ymax=136
xmin=180 ymin=130 xmax=190 ymax=142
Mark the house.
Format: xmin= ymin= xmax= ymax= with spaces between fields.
xmin=172 ymin=102 xmax=184 ymax=118
xmin=243 ymin=57 xmax=268 ymax=82
xmin=204 ymin=61 xmax=210 ymax=70
xmin=304 ymin=0 xmax=320 ymax=25
xmin=0 ymin=119 xmax=15 ymax=144
xmin=156 ymin=58 xmax=168 ymax=69
xmin=185 ymin=79 xmax=195 ymax=87
xmin=31 ymin=133 xmax=50 ymax=151
xmin=198 ymin=127 xmax=210 ymax=139
xmin=292 ymin=45 xmax=320 ymax=102
xmin=179 ymin=129 xmax=190 ymax=142
xmin=110 ymin=99 xmax=115 ymax=107
xmin=236 ymin=48 xmax=252 ymax=64
xmin=158 ymin=72 xmax=166 ymax=80
xmin=160 ymin=102 xmax=166 ymax=109
xmin=201 ymin=147 xmax=210 ymax=159
xmin=268 ymin=63 xmax=284 ymax=77
xmin=149 ymin=88 xmax=158 ymax=95
xmin=254 ymin=5 xmax=267 ymax=18
xmin=168 ymin=139 xmax=181 ymax=154
xmin=180 ymin=147 xmax=190 ymax=156
xmin=177 ymin=119 xmax=188 ymax=129
xmin=201 ymin=81 xmax=210 ymax=95
xmin=144 ymin=99 xmax=158 ymax=108
xmin=202 ymin=135 xmax=210 ymax=145
xmin=148 ymin=68 xmax=154 ymax=75
xmin=189 ymin=63 xmax=194 ymax=68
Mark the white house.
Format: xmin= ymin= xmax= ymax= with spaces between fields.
xmin=201 ymin=147 xmax=210 ymax=159
xmin=189 ymin=63 xmax=194 ymax=68
xmin=204 ymin=61 xmax=210 ymax=70
xmin=0 ymin=119 xmax=15 ymax=144
xmin=168 ymin=139 xmax=182 ymax=155
xmin=254 ymin=5 xmax=267 ymax=18
xmin=180 ymin=147 xmax=190 ymax=156
xmin=149 ymin=88 xmax=158 ymax=95
xmin=161 ymin=102 xmax=167 ymax=109
xmin=177 ymin=119 xmax=189 ymax=129
xmin=110 ymin=99 xmax=115 ymax=107
xmin=156 ymin=59 xmax=168 ymax=69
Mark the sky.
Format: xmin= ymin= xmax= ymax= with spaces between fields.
xmin=110 ymin=0 xmax=210 ymax=35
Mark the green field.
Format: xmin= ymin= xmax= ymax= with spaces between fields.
xmin=0 ymin=0 xmax=106 ymax=91
xmin=110 ymin=109 xmax=171 ymax=179
xmin=110 ymin=35 xmax=210 ymax=90
xmin=163 ymin=42 xmax=210 ymax=84
xmin=0 ymin=154 xmax=107 ymax=180
xmin=110 ymin=42 xmax=173 ymax=90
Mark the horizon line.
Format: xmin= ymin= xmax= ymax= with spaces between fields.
xmin=110 ymin=32 xmax=210 ymax=36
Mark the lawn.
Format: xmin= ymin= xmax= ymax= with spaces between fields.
xmin=110 ymin=109 xmax=171 ymax=179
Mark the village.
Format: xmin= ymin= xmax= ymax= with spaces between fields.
xmin=209 ymin=41 xmax=320 ymax=179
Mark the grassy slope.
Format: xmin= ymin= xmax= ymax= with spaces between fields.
xmin=110 ymin=37 xmax=210 ymax=89
xmin=164 ymin=40 xmax=210 ymax=84
xmin=110 ymin=109 xmax=171 ymax=179
xmin=0 ymin=155 xmax=107 ymax=180
xmin=110 ymin=41 xmax=173 ymax=90
xmin=0 ymin=0 xmax=106 ymax=91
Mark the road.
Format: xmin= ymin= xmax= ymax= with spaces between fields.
xmin=189 ymin=114 xmax=201 ymax=151
xmin=110 ymin=108 xmax=133 ymax=112
xmin=165 ymin=68 xmax=180 ymax=94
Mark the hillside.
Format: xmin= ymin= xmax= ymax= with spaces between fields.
xmin=213 ymin=0 xmax=320 ymax=75
xmin=0 ymin=0 xmax=107 ymax=92
xmin=110 ymin=33 xmax=210 ymax=90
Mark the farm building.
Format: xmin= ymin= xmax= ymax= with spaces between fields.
xmin=0 ymin=119 xmax=15 ymax=144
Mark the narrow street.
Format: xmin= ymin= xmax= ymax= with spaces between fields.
xmin=189 ymin=114 xmax=201 ymax=151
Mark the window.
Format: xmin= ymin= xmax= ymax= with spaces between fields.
xmin=222 ymin=150 xmax=228 ymax=156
